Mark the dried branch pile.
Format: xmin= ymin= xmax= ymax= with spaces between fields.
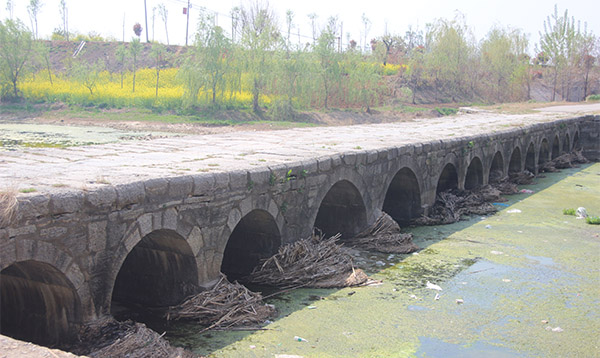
xmin=72 ymin=317 xmax=195 ymax=358
xmin=166 ymin=274 xmax=275 ymax=329
xmin=247 ymin=232 xmax=368 ymax=288
xmin=413 ymin=188 xmax=497 ymax=226
xmin=509 ymin=170 xmax=535 ymax=185
xmin=541 ymin=149 xmax=590 ymax=172
xmin=347 ymin=212 xmax=419 ymax=254
xmin=490 ymin=176 xmax=519 ymax=195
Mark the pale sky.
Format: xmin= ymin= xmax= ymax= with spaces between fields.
xmin=4 ymin=0 xmax=599 ymax=54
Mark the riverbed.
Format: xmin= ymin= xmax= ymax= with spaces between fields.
xmin=160 ymin=164 xmax=599 ymax=357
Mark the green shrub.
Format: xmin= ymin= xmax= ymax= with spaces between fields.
xmin=586 ymin=216 xmax=600 ymax=225
xmin=586 ymin=94 xmax=600 ymax=102
xmin=562 ymin=208 xmax=576 ymax=216
xmin=436 ymin=107 xmax=458 ymax=116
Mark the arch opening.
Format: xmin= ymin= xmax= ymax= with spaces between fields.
xmin=314 ymin=180 xmax=368 ymax=240
xmin=564 ymin=134 xmax=571 ymax=153
xmin=1 ymin=260 xmax=82 ymax=347
xmin=465 ymin=157 xmax=484 ymax=190
xmin=508 ymin=147 xmax=522 ymax=173
xmin=573 ymin=131 xmax=580 ymax=150
xmin=112 ymin=229 xmax=199 ymax=308
xmin=552 ymin=135 xmax=560 ymax=159
xmin=382 ymin=167 xmax=422 ymax=226
xmin=525 ymin=143 xmax=536 ymax=172
xmin=539 ymin=139 xmax=550 ymax=165
xmin=221 ymin=209 xmax=281 ymax=280
xmin=437 ymin=163 xmax=459 ymax=193
xmin=489 ymin=152 xmax=504 ymax=183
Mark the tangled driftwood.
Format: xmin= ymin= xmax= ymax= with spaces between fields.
xmin=413 ymin=188 xmax=498 ymax=226
xmin=541 ymin=149 xmax=590 ymax=173
xmin=246 ymin=232 xmax=368 ymax=288
xmin=166 ymin=274 xmax=275 ymax=330
xmin=71 ymin=317 xmax=195 ymax=358
xmin=347 ymin=212 xmax=419 ymax=254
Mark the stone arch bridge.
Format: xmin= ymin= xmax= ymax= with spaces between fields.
xmin=1 ymin=114 xmax=598 ymax=346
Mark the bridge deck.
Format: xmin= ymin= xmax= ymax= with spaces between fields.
xmin=2 ymin=106 xmax=597 ymax=194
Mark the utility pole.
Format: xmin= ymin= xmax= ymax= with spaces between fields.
xmin=144 ymin=0 xmax=149 ymax=43
xmin=185 ymin=0 xmax=190 ymax=46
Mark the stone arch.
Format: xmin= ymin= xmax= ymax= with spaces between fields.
xmin=573 ymin=131 xmax=580 ymax=150
xmin=525 ymin=142 xmax=536 ymax=172
xmin=221 ymin=209 xmax=281 ymax=280
xmin=465 ymin=157 xmax=484 ymax=190
xmin=564 ymin=133 xmax=571 ymax=153
xmin=112 ymin=229 xmax=199 ymax=307
xmin=382 ymin=167 xmax=422 ymax=226
xmin=437 ymin=163 xmax=459 ymax=194
xmin=1 ymin=260 xmax=83 ymax=346
xmin=539 ymin=138 xmax=550 ymax=165
xmin=552 ymin=135 xmax=560 ymax=159
xmin=314 ymin=179 xmax=368 ymax=240
xmin=489 ymin=151 xmax=504 ymax=183
xmin=508 ymin=147 xmax=522 ymax=173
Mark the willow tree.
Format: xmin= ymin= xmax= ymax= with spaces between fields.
xmin=539 ymin=5 xmax=577 ymax=101
xmin=424 ymin=15 xmax=474 ymax=101
xmin=0 ymin=19 xmax=34 ymax=99
xmin=240 ymin=1 xmax=280 ymax=113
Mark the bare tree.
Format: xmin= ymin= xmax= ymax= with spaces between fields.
xmin=59 ymin=0 xmax=68 ymax=41
xmin=27 ymin=0 xmax=43 ymax=40
xmin=307 ymin=13 xmax=317 ymax=44
xmin=158 ymin=3 xmax=169 ymax=45
xmin=6 ymin=0 xmax=14 ymax=19
xmin=361 ymin=13 xmax=371 ymax=53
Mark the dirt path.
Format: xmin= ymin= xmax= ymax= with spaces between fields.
xmin=0 ymin=335 xmax=86 ymax=358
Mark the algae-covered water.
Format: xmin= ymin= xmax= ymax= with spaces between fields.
xmin=166 ymin=164 xmax=600 ymax=358
xmin=0 ymin=123 xmax=174 ymax=149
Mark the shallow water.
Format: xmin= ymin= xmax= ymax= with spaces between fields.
xmin=139 ymin=164 xmax=600 ymax=357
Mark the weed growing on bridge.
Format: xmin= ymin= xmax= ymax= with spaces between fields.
xmin=0 ymin=189 xmax=18 ymax=227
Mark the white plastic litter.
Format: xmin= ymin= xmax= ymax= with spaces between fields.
xmin=507 ymin=209 xmax=522 ymax=213
xmin=426 ymin=281 xmax=443 ymax=291
xmin=576 ymin=207 xmax=588 ymax=219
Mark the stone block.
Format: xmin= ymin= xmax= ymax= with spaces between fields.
xmin=342 ymin=153 xmax=356 ymax=166
xmin=50 ymin=192 xmax=84 ymax=215
xmin=162 ymin=208 xmax=178 ymax=231
xmin=0 ymin=236 xmax=16 ymax=267
xmin=8 ymin=225 xmax=36 ymax=238
xmin=367 ymin=150 xmax=378 ymax=164
xmin=229 ymin=170 xmax=248 ymax=192
xmin=193 ymin=174 xmax=215 ymax=195
xmin=213 ymin=172 xmax=229 ymax=191
xmin=137 ymin=213 xmax=153 ymax=237
xmin=248 ymin=169 xmax=270 ymax=188
xmin=85 ymin=186 xmax=117 ymax=211
xmin=317 ymin=157 xmax=332 ymax=172
xmin=168 ymin=176 xmax=193 ymax=199
xmin=144 ymin=178 xmax=168 ymax=200
xmin=227 ymin=208 xmax=242 ymax=231
xmin=300 ymin=159 xmax=318 ymax=176
xmin=39 ymin=226 xmax=68 ymax=239
xmin=187 ymin=226 xmax=204 ymax=256
xmin=115 ymin=182 xmax=145 ymax=208
xmin=88 ymin=221 xmax=107 ymax=252
xmin=331 ymin=155 xmax=342 ymax=168
xmin=16 ymin=194 xmax=49 ymax=221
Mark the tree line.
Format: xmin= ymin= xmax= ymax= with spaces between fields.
xmin=1 ymin=2 xmax=598 ymax=116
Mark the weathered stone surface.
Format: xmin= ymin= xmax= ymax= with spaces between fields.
xmin=168 ymin=176 xmax=193 ymax=199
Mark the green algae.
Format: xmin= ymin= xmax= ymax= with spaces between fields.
xmin=167 ymin=164 xmax=600 ymax=358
